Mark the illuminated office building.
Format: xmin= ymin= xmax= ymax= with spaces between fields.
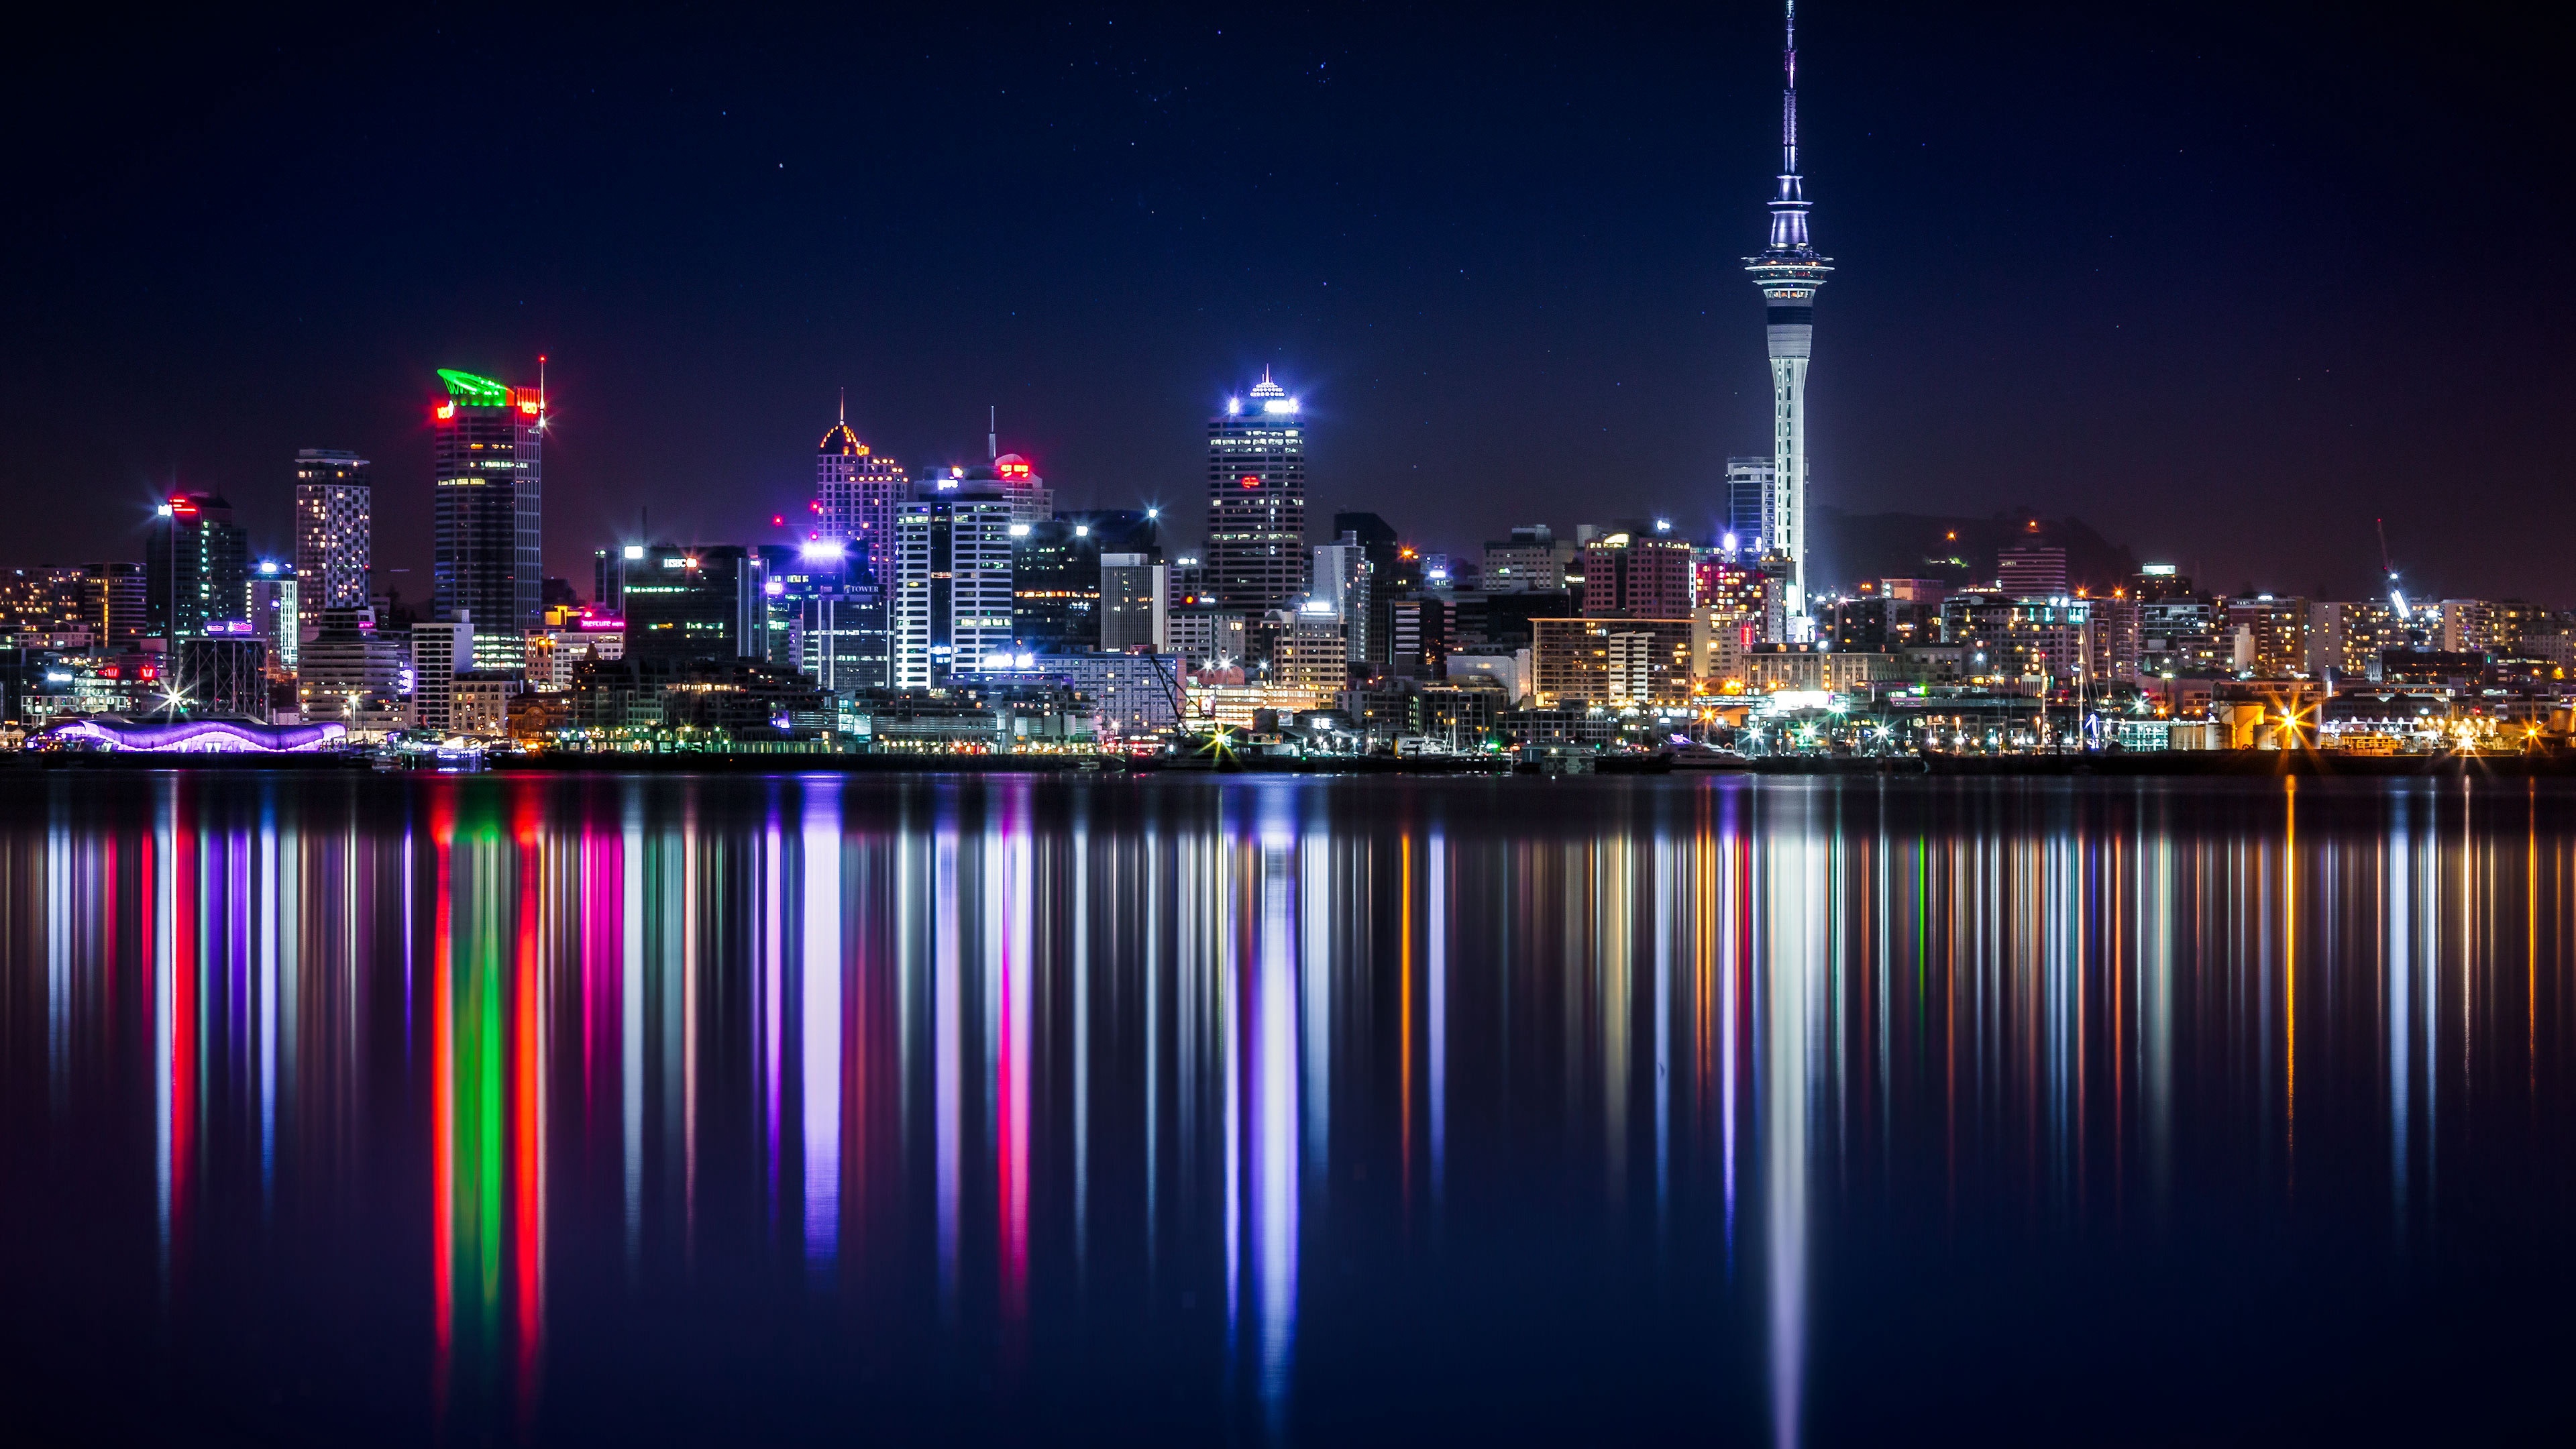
xmin=430 ymin=368 xmax=543 ymax=667
xmin=1205 ymin=368 xmax=1307 ymax=608
xmin=814 ymin=404 xmax=909 ymax=583
xmin=895 ymin=478 xmax=1016 ymax=688
xmin=145 ymin=491 xmax=249 ymax=640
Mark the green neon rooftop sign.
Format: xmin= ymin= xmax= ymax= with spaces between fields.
xmin=436 ymin=369 xmax=511 ymax=404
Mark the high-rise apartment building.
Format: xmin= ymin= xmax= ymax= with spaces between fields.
xmin=0 ymin=568 xmax=89 ymax=647
xmin=814 ymin=406 xmax=910 ymax=584
xmin=411 ymin=616 xmax=473 ymax=734
xmin=146 ymin=492 xmax=250 ymax=640
xmin=1580 ymin=527 xmax=1694 ymax=619
xmin=1743 ymin=2 xmax=1829 ymax=637
xmin=2223 ymin=596 xmax=2311 ymax=678
xmin=430 ymin=368 xmax=543 ymax=667
xmin=895 ymin=480 xmax=1017 ymax=688
xmin=2438 ymin=599 xmax=2500 ymax=656
xmin=79 ymin=563 xmax=150 ymax=652
xmin=293 ymin=449 xmax=372 ymax=609
xmin=1205 ymin=368 xmax=1307 ymax=608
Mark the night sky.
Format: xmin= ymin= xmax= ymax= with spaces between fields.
xmin=5 ymin=3 xmax=2569 ymax=602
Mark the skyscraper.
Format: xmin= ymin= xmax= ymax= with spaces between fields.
xmin=1744 ymin=1 xmax=1830 ymax=639
xmin=293 ymin=448 xmax=372 ymax=608
xmin=431 ymin=368 xmax=543 ymax=667
xmin=814 ymin=402 xmax=908 ymax=584
xmin=1205 ymin=368 xmax=1307 ymax=609
xmin=1721 ymin=457 xmax=1776 ymax=555
xmin=146 ymin=492 xmax=250 ymax=640
xmin=621 ymin=546 xmax=771 ymax=665
xmin=894 ymin=478 xmax=1018 ymax=688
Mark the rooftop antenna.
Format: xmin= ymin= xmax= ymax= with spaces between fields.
xmin=537 ymin=354 xmax=549 ymax=429
xmin=987 ymin=405 xmax=998 ymax=464
xmin=839 ymin=386 xmax=846 ymax=425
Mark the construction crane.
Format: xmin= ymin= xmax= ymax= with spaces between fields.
xmin=2375 ymin=518 xmax=2411 ymax=622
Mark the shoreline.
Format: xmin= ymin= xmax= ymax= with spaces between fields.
xmin=7 ymin=749 xmax=2571 ymax=777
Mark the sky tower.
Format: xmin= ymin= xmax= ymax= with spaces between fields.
xmin=1746 ymin=0 xmax=1831 ymax=639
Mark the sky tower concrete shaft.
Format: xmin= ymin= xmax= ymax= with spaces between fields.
xmin=1744 ymin=0 xmax=1831 ymax=638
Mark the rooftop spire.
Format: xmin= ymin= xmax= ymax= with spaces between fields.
xmin=1782 ymin=0 xmax=1798 ymax=172
xmin=1764 ymin=0 xmax=1813 ymax=257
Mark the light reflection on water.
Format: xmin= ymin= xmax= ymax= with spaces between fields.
xmin=4 ymin=772 xmax=2576 ymax=1444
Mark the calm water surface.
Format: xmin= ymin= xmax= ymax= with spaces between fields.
xmin=3 ymin=771 xmax=2573 ymax=1445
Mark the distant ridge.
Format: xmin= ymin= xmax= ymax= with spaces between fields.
xmin=1811 ymin=506 xmax=2140 ymax=595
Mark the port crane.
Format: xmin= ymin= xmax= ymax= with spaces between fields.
xmin=2376 ymin=518 xmax=2411 ymax=622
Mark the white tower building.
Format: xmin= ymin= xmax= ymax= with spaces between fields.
xmin=1744 ymin=1 xmax=1831 ymax=639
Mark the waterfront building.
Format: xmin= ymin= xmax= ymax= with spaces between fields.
xmin=450 ymin=672 xmax=519 ymax=737
xmin=1205 ymin=368 xmax=1307 ymax=608
xmin=1529 ymin=616 xmax=1696 ymax=706
xmin=1743 ymin=1 xmax=1829 ymax=637
xmin=411 ymin=616 xmax=472 ymax=733
xmin=295 ymin=608 xmax=410 ymax=724
xmin=430 ymin=368 xmax=543 ymax=667
xmin=1741 ymin=642 xmax=1898 ymax=694
xmin=292 ymin=449 xmax=372 ymax=608
xmin=172 ymin=637 xmax=270 ymax=718
xmin=977 ymin=651 xmax=1187 ymax=735
xmin=146 ymin=492 xmax=250 ymax=640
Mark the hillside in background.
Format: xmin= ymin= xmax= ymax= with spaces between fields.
xmin=1811 ymin=507 xmax=2141 ymax=595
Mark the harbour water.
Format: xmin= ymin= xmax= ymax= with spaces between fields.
xmin=1 ymin=771 xmax=2572 ymax=1444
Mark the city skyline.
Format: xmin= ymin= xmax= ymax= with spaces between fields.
xmin=4 ymin=4 xmax=2571 ymax=603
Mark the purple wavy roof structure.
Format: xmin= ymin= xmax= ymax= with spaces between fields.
xmin=48 ymin=718 xmax=350 ymax=753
